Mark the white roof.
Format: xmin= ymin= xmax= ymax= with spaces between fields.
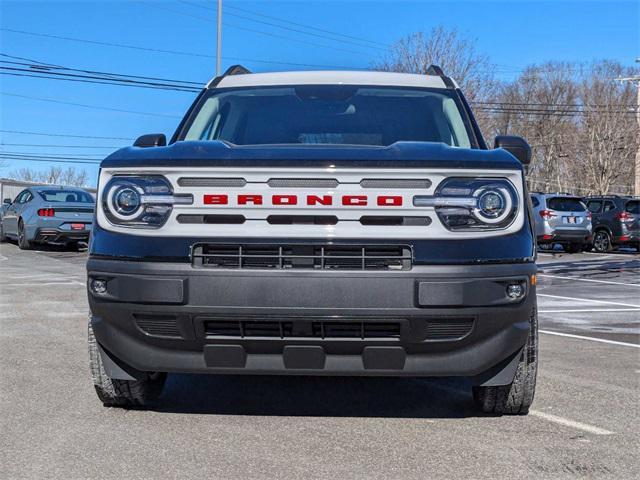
xmin=210 ymin=70 xmax=455 ymax=89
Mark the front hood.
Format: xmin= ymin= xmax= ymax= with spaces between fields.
xmin=101 ymin=141 xmax=523 ymax=171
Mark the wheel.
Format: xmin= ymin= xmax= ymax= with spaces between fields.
xmin=564 ymin=243 xmax=582 ymax=254
xmin=472 ymin=307 xmax=538 ymax=415
xmin=88 ymin=318 xmax=166 ymax=408
xmin=592 ymin=230 xmax=611 ymax=253
xmin=17 ymin=220 xmax=32 ymax=250
xmin=0 ymin=220 xmax=6 ymax=242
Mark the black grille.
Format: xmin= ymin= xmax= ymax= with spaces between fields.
xmin=191 ymin=244 xmax=412 ymax=270
xmin=177 ymin=214 xmax=246 ymax=224
xmin=423 ymin=319 xmax=474 ymax=340
xmin=134 ymin=314 xmax=182 ymax=338
xmin=203 ymin=319 xmax=401 ymax=339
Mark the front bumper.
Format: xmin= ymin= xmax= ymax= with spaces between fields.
xmin=88 ymin=259 xmax=536 ymax=382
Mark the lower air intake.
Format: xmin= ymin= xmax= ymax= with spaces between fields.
xmin=134 ymin=314 xmax=182 ymax=338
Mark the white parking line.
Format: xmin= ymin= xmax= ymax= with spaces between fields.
xmin=538 ymin=293 xmax=640 ymax=308
xmin=4 ymin=281 xmax=85 ymax=287
xmin=529 ymin=410 xmax=614 ymax=435
xmin=538 ymin=273 xmax=640 ymax=287
xmin=581 ymin=251 xmax=640 ymax=259
xmin=539 ymin=308 xmax=640 ymax=313
xmin=427 ymin=383 xmax=616 ymax=435
xmin=540 ymin=330 xmax=640 ymax=348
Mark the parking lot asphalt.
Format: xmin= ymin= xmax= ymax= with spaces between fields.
xmin=1 ymin=243 xmax=638 ymax=479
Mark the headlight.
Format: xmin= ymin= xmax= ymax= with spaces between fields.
xmin=102 ymin=176 xmax=192 ymax=228
xmin=413 ymin=178 xmax=519 ymax=231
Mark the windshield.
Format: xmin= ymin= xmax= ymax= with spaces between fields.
xmin=38 ymin=190 xmax=94 ymax=203
xmin=182 ymin=85 xmax=473 ymax=148
xmin=547 ymin=197 xmax=586 ymax=212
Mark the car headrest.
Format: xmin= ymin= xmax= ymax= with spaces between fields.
xmin=65 ymin=194 xmax=76 ymax=202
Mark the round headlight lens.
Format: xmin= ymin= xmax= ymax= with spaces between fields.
xmin=472 ymin=186 xmax=512 ymax=224
xmin=478 ymin=190 xmax=505 ymax=218
xmin=114 ymin=187 xmax=141 ymax=215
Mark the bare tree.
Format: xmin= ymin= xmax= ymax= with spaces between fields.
xmin=8 ymin=166 xmax=90 ymax=187
xmin=371 ymin=26 xmax=497 ymax=103
xmin=486 ymin=62 xmax=580 ymax=193
xmin=574 ymin=61 xmax=638 ymax=195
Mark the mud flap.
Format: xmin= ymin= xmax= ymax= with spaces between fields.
xmin=97 ymin=343 xmax=145 ymax=381
xmin=471 ymin=347 xmax=523 ymax=386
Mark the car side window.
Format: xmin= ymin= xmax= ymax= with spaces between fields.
xmin=14 ymin=190 xmax=28 ymax=204
xmin=587 ymin=201 xmax=602 ymax=213
xmin=22 ymin=192 xmax=33 ymax=203
xmin=603 ymin=201 xmax=616 ymax=213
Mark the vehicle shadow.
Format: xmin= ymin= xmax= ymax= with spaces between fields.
xmin=155 ymin=374 xmax=482 ymax=419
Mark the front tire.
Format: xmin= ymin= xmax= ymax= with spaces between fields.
xmin=0 ymin=220 xmax=6 ymax=242
xmin=472 ymin=307 xmax=538 ymax=415
xmin=88 ymin=319 xmax=166 ymax=408
xmin=17 ymin=220 xmax=31 ymax=250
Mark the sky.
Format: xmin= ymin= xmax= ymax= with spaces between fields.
xmin=0 ymin=0 xmax=638 ymax=187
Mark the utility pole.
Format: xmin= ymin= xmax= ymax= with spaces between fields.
xmin=216 ymin=0 xmax=222 ymax=76
xmin=618 ymin=58 xmax=640 ymax=196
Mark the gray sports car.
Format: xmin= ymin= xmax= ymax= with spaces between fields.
xmin=0 ymin=186 xmax=95 ymax=249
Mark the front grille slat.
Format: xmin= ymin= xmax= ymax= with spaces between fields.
xmin=202 ymin=318 xmax=473 ymax=341
xmin=204 ymin=319 xmax=403 ymax=339
xmin=191 ymin=244 xmax=412 ymax=270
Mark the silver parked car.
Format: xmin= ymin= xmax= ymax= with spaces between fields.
xmin=0 ymin=186 xmax=95 ymax=249
xmin=530 ymin=193 xmax=592 ymax=253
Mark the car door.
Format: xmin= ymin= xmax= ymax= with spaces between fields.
xmin=587 ymin=200 xmax=603 ymax=229
xmin=602 ymin=200 xmax=618 ymax=235
xmin=3 ymin=190 xmax=27 ymax=235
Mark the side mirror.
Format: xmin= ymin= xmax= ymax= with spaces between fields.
xmin=133 ymin=133 xmax=167 ymax=148
xmin=494 ymin=135 xmax=531 ymax=166
xmin=3 ymin=198 xmax=11 ymax=205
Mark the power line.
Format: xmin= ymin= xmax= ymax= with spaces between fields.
xmin=0 ymin=154 xmax=101 ymax=165
xmin=0 ymin=54 xmax=203 ymax=85
xmin=224 ymin=2 xmax=389 ymax=48
xmin=0 ymin=129 xmax=133 ymax=140
xmin=179 ymin=0 xmax=387 ymax=51
xmin=0 ymin=28 xmax=366 ymax=69
xmin=0 ymin=64 xmax=201 ymax=92
xmin=0 ymin=150 xmax=105 ymax=158
xmin=0 ymin=143 xmax=120 ymax=149
xmin=1 ymin=91 xmax=183 ymax=118
xmin=147 ymin=2 xmax=373 ymax=57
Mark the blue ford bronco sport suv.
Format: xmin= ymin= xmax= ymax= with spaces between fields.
xmin=88 ymin=65 xmax=538 ymax=415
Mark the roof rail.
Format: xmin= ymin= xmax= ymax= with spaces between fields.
xmin=426 ymin=64 xmax=455 ymax=89
xmin=207 ymin=64 xmax=251 ymax=88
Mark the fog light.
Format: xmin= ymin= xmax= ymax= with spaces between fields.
xmin=90 ymin=278 xmax=108 ymax=295
xmin=506 ymin=283 xmax=525 ymax=300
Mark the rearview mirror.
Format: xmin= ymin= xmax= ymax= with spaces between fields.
xmin=3 ymin=198 xmax=11 ymax=205
xmin=494 ymin=135 xmax=531 ymax=166
xmin=133 ymin=133 xmax=167 ymax=148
